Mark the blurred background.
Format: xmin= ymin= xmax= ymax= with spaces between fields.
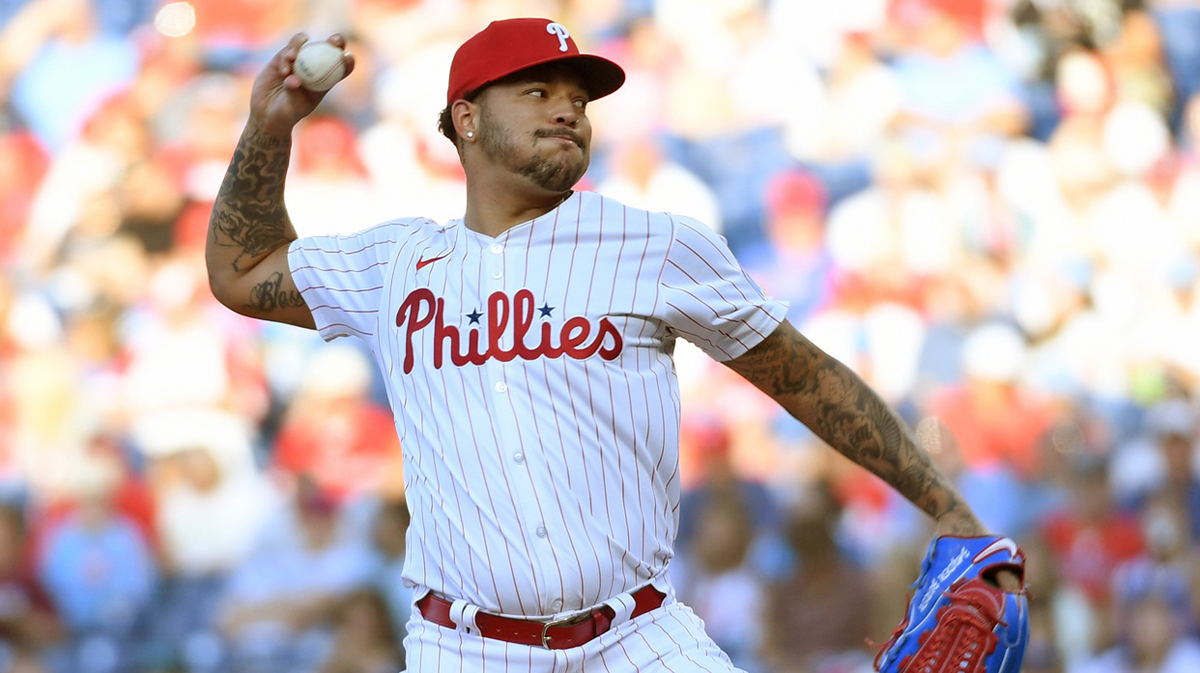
xmin=1 ymin=0 xmax=1200 ymax=671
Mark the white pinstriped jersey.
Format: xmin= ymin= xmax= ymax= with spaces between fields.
xmin=288 ymin=190 xmax=786 ymax=618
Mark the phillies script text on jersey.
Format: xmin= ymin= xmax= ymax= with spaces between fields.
xmin=396 ymin=287 xmax=623 ymax=373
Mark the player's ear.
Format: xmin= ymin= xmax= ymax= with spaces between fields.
xmin=452 ymin=99 xmax=477 ymax=142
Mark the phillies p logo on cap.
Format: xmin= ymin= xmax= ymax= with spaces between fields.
xmin=446 ymin=18 xmax=626 ymax=105
xmin=546 ymin=22 xmax=570 ymax=51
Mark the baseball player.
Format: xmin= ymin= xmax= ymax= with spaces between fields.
xmin=206 ymin=18 xmax=1023 ymax=673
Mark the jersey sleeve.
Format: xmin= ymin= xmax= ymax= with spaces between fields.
xmin=287 ymin=221 xmax=402 ymax=342
xmin=658 ymin=215 xmax=789 ymax=361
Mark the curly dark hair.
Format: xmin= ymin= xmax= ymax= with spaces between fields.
xmin=437 ymin=104 xmax=458 ymax=144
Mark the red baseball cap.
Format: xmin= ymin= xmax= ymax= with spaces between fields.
xmin=446 ymin=18 xmax=625 ymax=106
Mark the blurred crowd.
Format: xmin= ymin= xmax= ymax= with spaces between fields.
xmin=2 ymin=0 xmax=1200 ymax=671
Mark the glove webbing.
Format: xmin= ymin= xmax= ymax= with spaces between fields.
xmin=899 ymin=578 xmax=1005 ymax=673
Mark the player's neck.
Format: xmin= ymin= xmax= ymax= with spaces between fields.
xmin=463 ymin=180 xmax=573 ymax=238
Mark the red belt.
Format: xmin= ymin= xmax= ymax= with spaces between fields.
xmin=416 ymin=585 xmax=665 ymax=650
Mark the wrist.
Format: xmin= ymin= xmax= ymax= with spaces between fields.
xmin=933 ymin=508 xmax=985 ymax=537
xmin=243 ymin=121 xmax=292 ymax=149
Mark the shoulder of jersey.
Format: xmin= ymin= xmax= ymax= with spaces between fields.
xmin=388 ymin=216 xmax=451 ymax=230
xmin=601 ymin=193 xmax=722 ymax=248
xmin=585 ymin=191 xmax=680 ymax=232
xmin=360 ymin=216 xmax=456 ymax=238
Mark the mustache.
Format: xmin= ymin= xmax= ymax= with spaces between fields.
xmin=535 ymin=128 xmax=585 ymax=148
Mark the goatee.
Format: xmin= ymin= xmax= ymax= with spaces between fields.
xmin=478 ymin=112 xmax=588 ymax=192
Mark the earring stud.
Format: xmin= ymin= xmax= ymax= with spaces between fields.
xmin=467 ymin=131 xmax=474 ymax=138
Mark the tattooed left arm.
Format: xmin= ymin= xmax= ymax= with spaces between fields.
xmin=723 ymin=320 xmax=985 ymax=537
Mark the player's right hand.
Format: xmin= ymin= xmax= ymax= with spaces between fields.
xmin=247 ymin=33 xmax=355 ymax=138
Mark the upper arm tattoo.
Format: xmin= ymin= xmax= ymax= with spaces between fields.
xmin=209 ymin=128 xmax=295 ymax=273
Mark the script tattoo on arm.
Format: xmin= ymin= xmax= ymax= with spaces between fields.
xmin=247 ymin=271 xmax=306 ymax=313
xmin=725 ymin=321 xmax=977 ymax=533
xmin=209 ymin=127 xmax=296 ymax=274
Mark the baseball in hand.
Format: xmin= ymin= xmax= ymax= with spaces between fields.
xmin=294 ymin=41 xmax=347 ymax=92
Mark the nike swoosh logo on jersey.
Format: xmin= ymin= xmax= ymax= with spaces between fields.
xmin=416 ymin=254 xmax=449 ymax=271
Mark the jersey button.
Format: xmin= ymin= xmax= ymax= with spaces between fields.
xmin=535 ymin=526 xmax=547 ymax=538
xmin=551 ymin=599 xmax=563 ymax=611
xmin=490 ymin=244 xmax=503 ymax=254
xmin=494 ymin=382 xmax=508 ymax=393
xmin=513 ymin=453 xmax=524 ymax=464
xmin=492 ymin=271 xmax=502 ymax=279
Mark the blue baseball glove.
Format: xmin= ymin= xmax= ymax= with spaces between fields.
xmin=874 ymin=535 xmax=1029 ymax=673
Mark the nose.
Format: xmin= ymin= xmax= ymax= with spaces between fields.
xmin=550 ymin=95 xmax=580 ymax=127
xmin=552 ymin=110 xmax=578 ymax=127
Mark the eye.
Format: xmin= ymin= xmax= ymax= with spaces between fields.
xmin=574 ymin=98 xmax=588 ymax=109
xmin=526 ymin=88 xmax=546 ymax=98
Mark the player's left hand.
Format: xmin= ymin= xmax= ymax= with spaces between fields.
xmin=931 ymin=514 xmax=1021 ymax=592
xmin=873 ymin=535 xmax=1029 ymax=673
xmin=992 ymin=568 xmax=1022 ymax=592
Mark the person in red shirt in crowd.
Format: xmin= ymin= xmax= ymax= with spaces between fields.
xmin=272 ymin=344 xmax=402 ymax=503
xmin=1038 ymin=453 xmax=1145 ymax=655
xmin=924 ymin=322 xmax=1057 ymax=477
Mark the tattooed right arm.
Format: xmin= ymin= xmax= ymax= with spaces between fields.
xmin=209 ymin=127 xmax=293 ymax=273
xmin=205 ymin=125 xmax=315 ymax=329
xmin=204 ymin=32 xmax=353 ymax=328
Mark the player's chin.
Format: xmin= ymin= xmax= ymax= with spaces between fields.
xmin=527 ymin=157 xmax=588 ymax=192
xmin=535 ymin=171 xmax=584 ymax=193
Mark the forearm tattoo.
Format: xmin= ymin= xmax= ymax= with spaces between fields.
xmin=728 ymin=324 xmax=974 ymax=530
xmin=209 ymin=127 xmax=294 ymax=273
